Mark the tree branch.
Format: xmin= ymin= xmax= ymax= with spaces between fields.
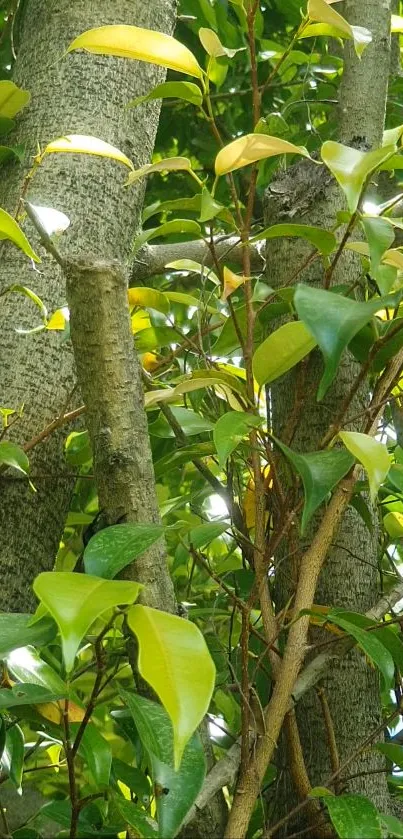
xmin=131 ymin=238 xmax=264 ymax=283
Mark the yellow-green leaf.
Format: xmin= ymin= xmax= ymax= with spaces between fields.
xmin=321 ymin=142 xmax=396 ymax=213
xmin=126 ymin=157 xmax=192 ymax=186
xmin=392 ymin=15 xmax=403 ymax=32
xmin=215 ymin=133 xmax=311 ymax=176
xmin=40 ymin=134 xmax=134 ymax=170
xmin=67 ymin=25 xmax=203 ymax=80
xmin=252 ymin=321 xmax=317 ymax=387
xmin=339 ymin=431 xmax=390 ymax=501
xmin=384 ymin=512 xmax=403 ymax=539
xmin=307 ymin=0 xmax=372 ymax=57
xmin=0 ymin=208 xmax=40 ymax=262
xmin=221 ymin=266 xmax=248 ymax=301
xmin=128 ymin=287 xmax=170 ymax=315
xmin=0 ymin=81 xmax=30 ymax=118
xmin=33 ymin=572 xmax=142 ymax=673
xmin=198 ymin=27 xmax=239 ymax=58
xmin=127 ymin=604 xmax=215 ymax=769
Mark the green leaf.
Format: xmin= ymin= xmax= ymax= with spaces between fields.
xmin=274 ymin=439 xmax=354 ymax=534
xmin=339 ymin=431 xmax=390 ymax=501
xmin=40 ymin=134 xmax=134 ymax=170
xmin=119 ymin=692 xmax=206 ymax=838
xmin=321 ymin=142 xmax=396 ymax=212
xmin=362 ymin=217 xmax=395 ymax=282
xmin=128 ymin=80 xmax=203 ymax=109
xmin=84 ymin=523 xmax=165 ymax=579
xmin=126 ymin=157 xmax=193 ymax=186
xmin=67 ymin=25 xmax=204 ymax=79
xmin=1 ymin=724 xmax=24 ymax=790
xmin=127 ymin=605 xmax=215 ymax=768
xmin=135 ymin=326 xmax=177 ymax=352
xmin=33 ymin=572 xmax=142 ymax=672
xmin=252 ymin=223 xmax=336 ymax=256
xmin=133 ymin=220 xmax=202 ymax=254
xmin=253 ymin=321 xmax=317 ymax=387
xmin=114 ymin=798 xmax=158 ymax=838
xmin=0 ymin=684 xmax=66 ymax=709
xmin=112 ymin=758 xmax=150 ymax=804
xmin=379 ymin=813 xmax=403 ymax=838
xmin=0 ymin=209 xmax=40 ymax=263
xmin=0 ymin=613 xmax=56 ymax=658
xmin=198 ymin=187 xmax=227 ymax=223
xmin=0 ymin=81 xmax=30 ymax=118
xmin=327 ymin=611 xmax=395 ymax=689
xmin=213 ymin=411 xmax=263 ymax=466
xmin=154 ymin=442 xmax=216 ymax=478
xmin=6 ymin=645 xmax=67 ymax=695
xmin=294 ymin=285 xmax=396 ymax=399
xmin=149 ymin=407 xmax=214 ymax=438
xmin=75 ymin=723 xmax=112 ymax=788
xmin=322 ymin=794 xmax=382 ymax=838
xmin=374 ymin=742 xmax=403 ymax=768
xmin=186 ymin=522 xmax=229 ymax=550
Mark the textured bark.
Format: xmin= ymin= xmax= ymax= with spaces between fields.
xmin=265 ymin=1 xmax=393 ymax=832
xmin=65 ymin=259 xmax=176 ymax=613
xmin=0 ymin=0 xmax=176 ymax=611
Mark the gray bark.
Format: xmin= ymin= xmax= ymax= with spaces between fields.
xmin=0 ymin=0 xmax=177 ymax=611
xmin=265 ymin=1 xmax=393 ymax=832
xmin=65 ymin=258 xmax=176 ymax=613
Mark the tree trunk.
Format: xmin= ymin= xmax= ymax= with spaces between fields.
xmin=267 ymin=0 xmax=393 ymax=831
xmin=0 ymin=0 xmax=176 ymax=611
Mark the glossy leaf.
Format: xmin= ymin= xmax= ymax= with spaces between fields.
xmin=128 ymin=81 xmax=203 ymax=109
xmin=149 ymin=407 xmax=214 ymax=438
xmin=0 ymin=81 xmax=30 ymax=118
xmin=119 ymin=692 xmax=206 ymax=838
xmin=362 ymin=216 xmax=395 ymax=280
xmin=198 ymin=27 xmax=239 ymax=58
xmin=328 ymin=611 xmax=395 ymax=688
xmin=115 ymin=798 xmax=158 ymax=837
xmin=215 ymin=133 xmax=311 ymax=176
xmin=307 ymin=0 xmax=372 ymax=57
xmin=1 ymin=724 xmax=24 ymax=790
xmin=126 ymin=157 xmax=193 ymax=186
xmin=274 ymin=438 xmax=354 ymax=533
xmin=0 ymin=441 xmax=29 ymax=475
xmin=375 ymin=742 xmax=403 ymax=768
xmin=0 ymin=208 xmax=40 ymax=262
xmin=75 ymin=723 xmax=112 ymax=788
xmin=0 ymin=684 xmax=66 ymax=708
xmin=199 ymin=188 xmax=227 ymax=223
xmin=339 ymin=431 xmax=390 ymax=501
xmin=6 ymin=645 xmax=67 ymax=695
xmin=128 ymin=287 xmax=170 ymax=314
xmin=112 ymin=758 xmax=150 ymax=804
xmin=321 ymin=142 xmax=395 ymax=212
xmin=40 ymin=134 xmax=133 ymax=169
xmin=214 ymin=411 xmax=263 ymax=466
xmin=322 ymin=794 xmax=382 ymax=838
xmin=83 ymin=523 xmax=164 ymax=579
xmin=0 ymin=613 xmax=56 ymax=659
xmin=253 ymin=321 xmax=317 ymax=387
xmin=127 ymin=605 xmax=215 ymax=768
xmin=33 ymin=572 xmax=142 ymax=672
xmin=294 ymin=285 xmax=395 ymax=399
xmin=253 ymin=223 xmax=336 ymax=256
xmin=67 ymin=26 xmax=203 ymax=79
